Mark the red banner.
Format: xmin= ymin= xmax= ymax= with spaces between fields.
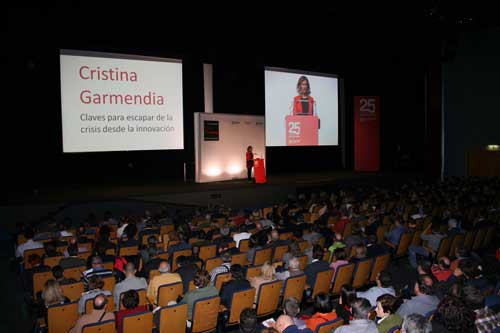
xmin=285 ymin=115 xmax=319 ymax=146
xmin=354 ymin=96 xmax=380 ymax=171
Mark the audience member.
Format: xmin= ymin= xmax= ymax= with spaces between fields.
xmin=220 ymin=264 xmax=251 ymax=308
xmin=70 ymin=294 xmax=115 ymax=333
xmin=146 ymin=260 xmax=182 ymax=306
xmin=375 ymin=294 xmax=403 ymax=333
xmin=305 ymin=293 xmax=338 ymax=331
xmin=113 ymin=262 xmax=147 ymax=310
xmin=78 ymin=275 xmax=112 ymax=314
xmin=357 ymin=271 xmax=396 ymax=307
xmin=115 ymin=290 xmax=148 ymax=333
xmin=180 ymin=269 xmax=219 ymax=320
xmin=397 ymin=275 xmax=439 ymax=317
xmin=333 ymin=297 xmax=378 ymax=333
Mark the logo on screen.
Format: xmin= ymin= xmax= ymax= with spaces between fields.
xmin=288 ymin=122 xmax=301 ymax=135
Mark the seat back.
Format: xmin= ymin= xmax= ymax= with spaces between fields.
xmin=119 ymin=289 xmax=148 ymax=310
xmin=273 ymin=245 xmax=289 ymax=262
xmin=171 ymin=249 xmax=192 ymax=271
xmin=85 ymin=295 xmax=114 ymax=314
xmin=283 ymin=274 xmax=306 ymax=304
xmin=256 ymin=280 xmax=283 ymax=317
xmin=214 ymin=272 xmax=232 ymax=291
xmin=253 ymin=248 xmax=273 ymax=266
xmin=448 ymin=234 xmax=464 ymax=258
xmin=312 ymin=269 xmax=334 ymax=298
xmin=33 ymin=271 xmax=54 ymax=301
xmin=297 ymin=255 xmax=308 ymax=271
xmin=122 ymin=311 xmax=153 ymax=333
xmin=331 ymin=263 xmax=355 ymax=295
xmin=436 ymin=237 xmax=451 ymax=259
xmin=369 ymin=253 xmax=391 ymax=282
xmin=231 ymin=253 xmax=247 ymax=266
xmin=228 ymin=288 xmax=256 ymax=325
xmin=205 ymin=257 xmax=223 ymax=273
xmin=64 ymin=265 xmax=86 ymax=281
xmin=463 ymin=230 xmax=475 ymax=251
xmin=103 ymin=262 xmax=114 ymax=271
xmin=395 ymin=233 xmax=412 ymax=257
xmin=159 ymin=303 xmax=188 ymax=333
xmin=78 ymin=251 xmax=93 ymax=261
xmin=315 ymin=318 xmax=344 ymax=333
xmin=199 ymin=245 xmax=217 ymax=262
xmin=411 ymin=231 xmax=422 ymax=246
xmin=119 ymin=246 xmax=139 ymax=257
xmin=61 ymin=282 xmax=84 ymax=302
xmin=352 ymin=258 xmax=374 ymax=289
xmin=81 ymin=320 xmax=116 ymax=333
xmin=246 ymin=265 xmax=262 ymax=279
xmin=298 ymin=241 xmax=310 ymax=253
xmin=239 ymin=239 xmax=250 ymax=253
xmin=472 ymin=228 xmax=487 ymax=251
xmin=24 ymin=247 xmax=46 ymax=269
xmin=387 ymin=326 xmax=401 ymax=333
xmin=44 ymin=256 xmax=65 ymax=268
xmin=158 ymin=282 xmax=183 ymax=307
xmin=279 ymin=232 xmax=292 ymax=240
xmin=376 ymin=225 xmax=389 ymax=244
xmin=101 ymin=276 xmax=115 ymax=293
xmin=47 ymin=302 xmax=79 ymax=333
xmin=191 ymin=295 xmax=220 ymax=333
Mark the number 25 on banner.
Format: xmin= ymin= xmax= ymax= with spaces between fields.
xmin=288 ymin=122 xmax=301 ymax=135
xmin=360 ymin=98 xmax=376 ymax=113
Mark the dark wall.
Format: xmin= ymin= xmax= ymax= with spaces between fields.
xmin=7 ymin=7 xmax=435 ymax=191
xmin=444 ymin=27 xmax=500 ymax=176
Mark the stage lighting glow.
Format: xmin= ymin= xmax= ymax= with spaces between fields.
xmin=227 ymin=164 xmax=243 ymax=175
xmin=486 ymin=145 xmax=499 ymax=151
xmin=205 ymin=167 xmax=222 ymax=177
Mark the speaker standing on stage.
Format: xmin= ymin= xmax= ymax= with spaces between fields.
xmin=246 ymin=146 xmax=254 ymax=182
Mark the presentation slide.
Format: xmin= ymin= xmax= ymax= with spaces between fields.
xmin=265 ymin=68 xmax=338 ymax=146
xmin=60 ymin=50 xmax=183 ymax=152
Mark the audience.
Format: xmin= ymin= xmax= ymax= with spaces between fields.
xmin=283 ymin=297 xmax=307 ymax=329
xmin=113 ymin=262 xmax=147 ymax=310
xmin=357 ymin=271 xmax=396 ymax=307
xmin=401 ymin=314 xmax=431 ymax=333
xmin=39 ymin=280 xmax=71 ymax=324
xmin=220 ymin=264 xmax=251 ymax=308
xmin=304 ymin=245 xmax=330 ymax=289
xmin=431 ymin=295 xmax=476 ymax=333
xmin=51 ymin=265 xmax=77 ymax=285
xmin=210 ymin=251 xmax=232 ymax=284
xmin=462 ymin=285 xmax=500 ymax=333
xmin=59 ymin=243 xmax=86 ymax=269
xmin=16 ymin=228 xmax=43 ymax=259
xmin=180 ymin=269 xmax=219 ymax=320
xmin=238 ymin=308 xmax=263 ymax=333
xmin=397 ymin=275 xmax=439 ymax=317
xmin=146 ymin=260 xmax=182 ymax=306
xmin=335 ymin=285 xmax=357 ymax=324
xmin=249 ymin=261 xmax=277 ymax=301
xmin=175 ymin=255 xmax=199 ymax=293
xmin=115 ymin=290 xmax=148 ymax=333
xmin=70 ymin=294 xmax=115 ymax=333
xmin=78 ymin=275 xmax=112 ymax=314
xmin=305 ymin=293 xmax=338 ymax=331
xmin=81 ymin=256 xmax=113 ymax=289
xmin=408 ymin=223 xmax=445 ymax=268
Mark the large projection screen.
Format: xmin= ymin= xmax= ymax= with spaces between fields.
xmin=265 ymin=67 xmax=339 ymax=147
xmin=194 ymin=113 xmax=266 ymax=183
xmin=60 ymin=50 xmax=183 ymax=152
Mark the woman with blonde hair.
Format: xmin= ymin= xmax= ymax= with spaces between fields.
xmin=249 ymin=261 xmax=277 ymax=301
xmin=39 ymin=279 xmax=70 ymax=324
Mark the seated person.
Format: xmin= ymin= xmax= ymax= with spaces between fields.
xmin=283 ymin=297 xmax=307 ymax=329
xmin=333 ymin=298 xmax=378 ymax=333
xmin=357 ymin=271 xmax=395 ymax=307
xmin=330 ymin=248 xmax=348 ymax=276
xmin=276 ymin=257 xmax=304 ymax=281
xmin=81 ymin=256 xmax=113 ymax=289
xmin=175 ymin=255 xmax=199 ymax=294
xmin=249 ymin=261 xmax=277 ymax=302
xmin=116 ymin=290 xmax=148 ymax=333
xmin=304 ymin=245 xmax=330 ymax=289
xmin=38 ymin=280 xmax=71 ymax=324
xmin=238 ymin=308 xmax=265 ymax=333
xmin=180 ymin=269 xmax=219 ymax=320
xmin=462 ymin=285 xmax=500 ymax=333
xmin=400 ymin=314 xmax=431 ymax=333
xmin=59 ymin=243 xmax=86 ymax=269
xmin=78 ymin=275 xmax=112 ymax=314
xmin=375 ymin=294 xmax=403 ymax=333
xmin=349 ymin=244 xmax=367 ymax=263
xmin=304 ymin=293 xmax=338 ymax=331
xmin=328 ymin=233 xmax=346 ymax=257
xmin=335 ymin=285 xmax=356 ymax=324
xmin=397 ymin=275 xmax=439 ymax=317
xmin=220 ymin=264 xmax=251 ymax=308
xmin=52 ymin=265 xmax=77 ymax=285
xmin=430 ymin=257 xmax=453 ymax=282
xmin=431 ymin=295 xmax=476 ymax=333
xmin=70 ymin=294 xmax=115 ymax=333
xmin=146 ymin=261 xmax=182 ymax=306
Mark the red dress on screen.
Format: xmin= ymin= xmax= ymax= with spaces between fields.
xmin=293 ymin=95 xmax=315 ymax=115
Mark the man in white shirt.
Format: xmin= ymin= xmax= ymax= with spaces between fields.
xmin=16 ymin=228 xmax=43 ymax=259
xmin=357 ymin=271 xmax=395 ymax=307
xmin=233 ymin=227 xmax=252 ymax=247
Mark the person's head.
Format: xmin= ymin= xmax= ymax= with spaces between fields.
xmin=220 ymin=226 xmax=230 ymax=237
xmin=24 ymin=227 xmax=35 ymax=240
xmin=354 ymin=244 xmax=367 ymax=259
xmin=158 ymin=261 xmax=171 ymax=274
xmin=124 ymin=262 xmax=137 ymax=277
xmin=239 ymin=308 xmax=258 ymax=333
xmin=275 ymin=315 xmax=296 ymax=333
xmin=283 ymin=297 xmax=301 ymax=317
xmin=376 ymin=271 xmax=392 ymax=288
xmin=28 ymin=253 xmax=42 ymax=267
xmin=415 ymin=274 xmax=434 ymax=296
xmin=438 ymin=257 xmax=451 ymax=270
xmin=312 ymin=244 xmax=324 ymax=260
xmin=296 ymin=76 xmax=311 ymax=96
xmin=350 ymin=298 xmax=372 ymax=320
xmin=121 ymin=289 xmax=139 ymax=310
xmin=193 ymin=269 xmax=210 ymax=288
xmin=271 ymin=229 xmax=280 ymax=241
xmin=88 ymin=275 xmax=105 ymax=290
xmin=401 ymin=314 xmax=431 ymax=333
xmin=260 ymin=261 xmax=276 ymax=280
xmin=334 ymin=232 xmax=343 ymax=242
xmin=339 ymin=284 xmax=356 ymax=306
xmin=433 ymin=295 xmax=476 ymax=332
xmin=462 ymin=285 xmax=485 ymax=310
xmin=313 ymin=293 xmax=333 ymax=314
xmin=289 ymin=242 xmax=302 ymax=257
xmin=42 ymin=279 xmax=65 ymax=306
xmin=229 ymin=264 xmax=244 ymax=280
xmin=333 ymin=248 xmax=347 ymax=261
xmin=288 ymin=257 xmax=300 ymax=271
xmin=67 ymin=243 xmax=78 ymax=257
xmin=93 ymin=294 xmax=108 ymax=311
xmin=247 ymin=146 xmax=253 ymax=153
xmin=221 ymin=251 xmax=232 ymax=264
xmin=51 ymin=265 xmax=64 ymax=281
xmin=91 ymin=256 xmax=104 ymax=269
xmin=375 ymin=294 xmax=403 ymax=318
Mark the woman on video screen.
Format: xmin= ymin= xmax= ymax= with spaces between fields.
xmin=292 ymin=76 xmax=315 ymax=116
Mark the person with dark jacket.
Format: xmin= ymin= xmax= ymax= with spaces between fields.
xmin=175 ymin=255 xmax=199 ymax=293
xmin=220 ymin=264 xmax=251 ymax=308
xmin=304 ymin=245 xmax=330 ymax=289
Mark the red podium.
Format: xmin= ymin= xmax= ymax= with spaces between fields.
xmin=254 ymin=158 xmax=266 ymax=184
xmin=285 ymin=115 xmax=319 ymax=146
